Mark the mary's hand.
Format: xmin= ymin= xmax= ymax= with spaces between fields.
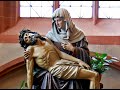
xmin=61 ymin=42 xmax=75 ymax=52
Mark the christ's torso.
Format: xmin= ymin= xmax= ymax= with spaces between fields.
xmin=32 ymin=41 xmax=61 ymax=69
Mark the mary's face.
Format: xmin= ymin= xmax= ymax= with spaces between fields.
xmin=54 ymin=17 xmax=65 ymax=29
xmin=23 ymin=32 xmax=37 ymax=45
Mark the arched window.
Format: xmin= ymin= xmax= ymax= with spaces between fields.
xmin=20 ymin=1 xmax=53 ymax=17
xmin=59 ymin=1 xmax=93 ymax=18
xmin=20 ymin=1 xmax=92 ymax=18
xmin=99 ymin=1 xmax=120 ymax=19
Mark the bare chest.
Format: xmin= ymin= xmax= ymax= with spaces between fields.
xmin=32 ymin=42 xmax=55 ymax=58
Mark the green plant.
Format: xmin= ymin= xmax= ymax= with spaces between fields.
xmin=20 ymin=80 xmax=27 ymax=89
xmin=90 ymin=52 xmax=110 ymax=74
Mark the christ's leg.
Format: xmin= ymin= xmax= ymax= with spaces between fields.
xmin=77 ymin=69 xmax=100 ymax=89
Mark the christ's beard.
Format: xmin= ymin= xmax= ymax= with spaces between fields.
xmin=29 ymin=36 xmax=37 ymax=45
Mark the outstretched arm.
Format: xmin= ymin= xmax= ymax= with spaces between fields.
xmin=57 ymin=48 xmax=90 ymax=69
xmin=25 ymin=46 xmax=34 ymax=89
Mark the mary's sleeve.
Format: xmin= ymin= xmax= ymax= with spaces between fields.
xmin=72 ymin=36 xmax=91 ymax=66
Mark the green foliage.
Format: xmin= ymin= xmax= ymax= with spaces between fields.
xmin=20 ymin=80 xmax=27 ymax=89
xmin=90 ymin=52 xmax=110 ymax=74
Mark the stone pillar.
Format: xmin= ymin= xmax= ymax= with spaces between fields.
xmin=0 ymin=1 xmax=5 ymax=33
xmin=0 ymin=1 xmax=19 ymax=33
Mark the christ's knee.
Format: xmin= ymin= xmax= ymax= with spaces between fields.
xmin=90 ymin=72 xmax=99 ymax=81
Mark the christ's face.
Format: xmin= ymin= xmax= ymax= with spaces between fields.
xmin=23 ymin=32 xmax=37 ymax=45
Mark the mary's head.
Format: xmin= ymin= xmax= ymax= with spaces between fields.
xmin=52 ymin=8 xmax=74 ymax=30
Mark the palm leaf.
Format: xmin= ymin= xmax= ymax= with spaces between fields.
xmin=20 ymin=80 xmax=25 ymax=89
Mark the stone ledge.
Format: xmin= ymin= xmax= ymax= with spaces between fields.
xmin=0 ymin=56 xmax=25 ymax=78
xmin=0 ymin=35 xmax=120 ymax=45
xmin=110 ymin=62 xmax=120 ymax=71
